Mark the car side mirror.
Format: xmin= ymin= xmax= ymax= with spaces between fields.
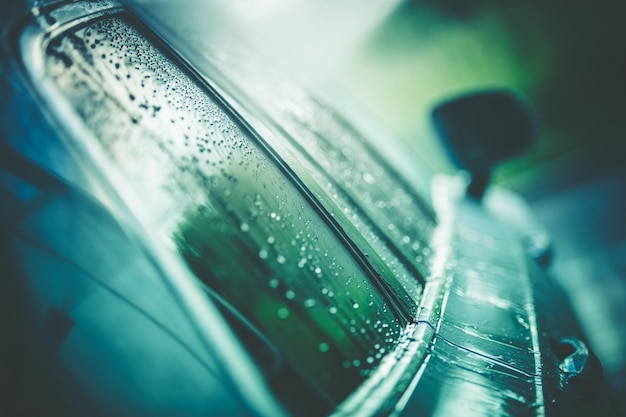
xmin=431 ymin=90 xmax=536 ymax=200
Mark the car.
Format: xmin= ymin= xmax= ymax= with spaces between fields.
xmin=0 ymin=0 xmax=620 ymax=416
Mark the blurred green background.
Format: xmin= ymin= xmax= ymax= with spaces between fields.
xmin=330 ymin=0 xmax=626 ymax=199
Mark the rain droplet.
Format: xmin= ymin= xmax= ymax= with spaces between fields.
xmin=318 ymin=342 xmax=329 ymax=353
xmin=240 ymin=222 xmax=250 ymax=232
xmin=277 ymin=307 xmax=289 ymax=319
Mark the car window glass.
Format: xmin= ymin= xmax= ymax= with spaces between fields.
xmin=42 ymin=15 xmax=409 ymax=407
xmin=128 ymin=3 xmax=438 ymax=279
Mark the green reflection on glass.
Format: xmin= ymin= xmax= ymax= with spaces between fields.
xmin=45 ymin=16 xmax=406 ymax=407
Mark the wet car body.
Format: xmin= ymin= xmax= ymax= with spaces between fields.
xmin=0 ymin=1 xmax=619 ymax=416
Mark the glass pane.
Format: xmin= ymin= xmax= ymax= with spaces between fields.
xmin=43 ymin=16 xmax=407 ymax=407
xmin=122 ymin=0 xmax=435 ymax=288
xmin=135 ymin=10 xmax=439 ymax=276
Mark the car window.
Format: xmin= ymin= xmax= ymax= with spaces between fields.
xmin=126 ymin=0 xmax=438 ymax=280
xmin=32 ymin=13 xmax=418 ymax=411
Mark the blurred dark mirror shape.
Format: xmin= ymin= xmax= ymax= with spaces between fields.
xmin=432 ymin=90 xmax=536 ymax=199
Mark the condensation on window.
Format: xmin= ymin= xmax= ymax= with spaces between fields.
xmin=44 ymin=17 xmax=408 ymax=406
xmin=173 ymin=32 xmax=438 ymax=278
xmin=275 ymin=88 xmax=437 ymax=269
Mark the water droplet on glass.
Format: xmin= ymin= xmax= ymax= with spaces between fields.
xmin=318 ymin=342 xmax=329 ymax=353
xmin=277 ymin=307 xmax=289 ymax=319
xmin=240 ymin=222 xmax=249 ymax=232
